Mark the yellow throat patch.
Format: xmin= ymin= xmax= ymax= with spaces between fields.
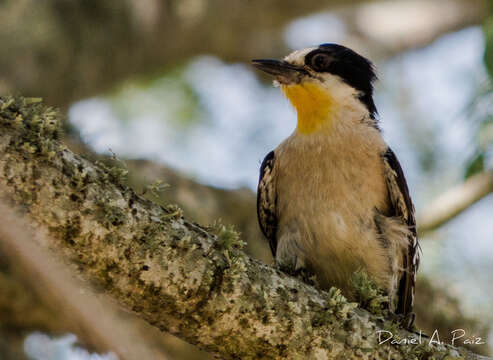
xmin=281 ymin=82 xmax=334 ymax=134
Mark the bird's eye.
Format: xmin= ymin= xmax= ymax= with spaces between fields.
xmin=310 ymin=53 xmax=331 ymax=71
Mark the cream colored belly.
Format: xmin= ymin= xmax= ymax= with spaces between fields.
xmin=274 ymin=135 xmax=392 ymax=297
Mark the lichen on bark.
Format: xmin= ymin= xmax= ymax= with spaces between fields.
xmin=0 ymin=95 xmax=489 ymax=360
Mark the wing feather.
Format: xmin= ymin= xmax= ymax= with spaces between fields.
xmin=382 ymin=148 xmax=420 ymax=315
xmin=257 ymin=151 xmax=278 ymax=257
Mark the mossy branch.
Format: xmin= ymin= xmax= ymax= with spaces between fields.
xmin=0 ymin=96 xmax=489 ymax=360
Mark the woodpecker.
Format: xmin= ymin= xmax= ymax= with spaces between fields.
xmin=252 ymin=44 xmax=419 ymax=318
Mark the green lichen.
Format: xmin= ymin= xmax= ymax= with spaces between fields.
xmin=161 ymin=204 xmax=183 ymax=220
xmin=0 ymin=96 xmax=62 ymax=160
xmin=103 ymin=233 xmax=119 ymax=245
xmin=207 ymin=221 xmax=247 ymax=277
xmin=312 ymin=287 xmax=357 ymax=327
xmin=107 ymin=150 xmax=129 ymax=183
xmin=143 ymin=179 xmax=170 ymax=198
xmin=351 ymin=269 xmax=388 ymax=315
xmin=327 ymin=287 xmax=358 ymax=319
xmin=96 ymin=200 xmax=127 ymax=229
xmin=50 ymin=216 xmax=82 ymax=246
xmin=382 ymin=318 xmax=401 ymax=338
xmin=69 ymin=165 xmax=90 ymax=191
xmin=210 ymin=221 xmax=245 ymax=250
xmin=94 ymin=159 xmax=128 ymax=187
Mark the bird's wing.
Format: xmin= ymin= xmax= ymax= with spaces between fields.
xmin=257 ymin=151 xmax=278 ymax=257
xmin=382 ymin=147 xmax=420 ymax=315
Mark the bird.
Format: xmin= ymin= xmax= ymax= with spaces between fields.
xmin=252 ymin=43 xmax=419 ymax=321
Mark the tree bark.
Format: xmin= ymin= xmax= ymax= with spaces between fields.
xmin=0 ymin=204 xmax=172 ymax=360
xmin=0 ymin=250 xmax=212 ymax=360
xmin=0 ymin=96 xmax=490 ymax=359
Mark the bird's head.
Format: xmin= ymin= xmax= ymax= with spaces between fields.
xmin=252 ymin=44 xmax=378 ymax=134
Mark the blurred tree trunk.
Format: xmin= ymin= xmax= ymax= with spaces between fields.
xmin=0 ymin=0 xmax=346 ymax=107
xmin=0 ymin=0 xmax=486 ymax=108
xmin=0 ymin=253 xmax=66 ymax=360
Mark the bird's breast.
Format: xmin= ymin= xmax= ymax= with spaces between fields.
xmin=276 ymin=132 xmax=388 ymax=218
xmin=274 ymin=131 xmax=392 ymax=293
xmin=275 ymin=130 xmax=389 ymax=251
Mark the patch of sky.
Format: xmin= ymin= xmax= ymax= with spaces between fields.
xmin=283 ymin=12 xmax=347 ymax=50
xmin=24 ymin=333 xmax=117 ymax=360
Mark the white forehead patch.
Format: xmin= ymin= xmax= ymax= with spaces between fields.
xmin=283 ymin=47 xmax=317 ymax=66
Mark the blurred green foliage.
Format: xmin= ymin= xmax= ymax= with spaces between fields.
xmin=484 ymin=13 xmax=493 ymax=77
xmin=465 ymin=151 xmax=486 ymax=178
xmin=464 ymin=15 xmax=493 ymax=179
xmin=109 ymin=67 xmax=202 ymax=128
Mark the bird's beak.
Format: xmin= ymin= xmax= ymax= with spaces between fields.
xmin=251 ymin=59 xmax=307 ymax=84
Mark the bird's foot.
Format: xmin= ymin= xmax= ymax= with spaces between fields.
xmin=294 ymin=268 xmax=318 ymax=287
xmin=277 ymin=264 xmax=317 ymax=287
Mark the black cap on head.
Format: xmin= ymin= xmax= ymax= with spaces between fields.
xmin=305 ymin=44 xmax=377 ymax=119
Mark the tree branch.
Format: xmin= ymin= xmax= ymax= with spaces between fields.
xmin=418 ymin=170 xmax=493 ymax=235
xmin=123 ymin=158 xmax=272 ymax=264
xmin=0 ymin=201 xmax=171 ymax=360
xmin=0 ymin=96 xmax=489 ymax=359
